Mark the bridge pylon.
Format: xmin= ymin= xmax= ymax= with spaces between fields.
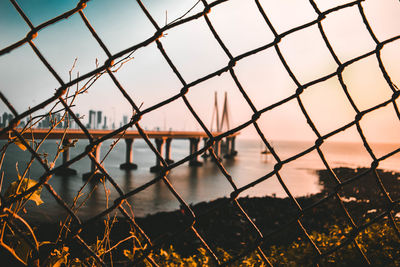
xmin=220 ymin=91 xmax=230 ymax=132
xmin=210 ymin=91 xmax=230 ymax=132
xmin=207 ymin=91 xmax=236 ymax=160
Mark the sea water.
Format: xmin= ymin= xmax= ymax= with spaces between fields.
xmin=1 ymin=138 xmax=399 ymax=222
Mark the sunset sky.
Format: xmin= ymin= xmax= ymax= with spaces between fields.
xmin=0 ymin=0 xmax=399 ymax=143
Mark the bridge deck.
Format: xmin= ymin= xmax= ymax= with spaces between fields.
xmin=0 ymin=129 xmax=239 ymax=140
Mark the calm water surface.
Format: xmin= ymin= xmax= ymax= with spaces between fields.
xmin=1 ymin=139 xmax=399 ymax=222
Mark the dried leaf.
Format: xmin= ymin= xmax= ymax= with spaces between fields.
xmin=14 ymin=139 xmax=28 ymax=151
xmin=47 ymin=246 xmax=69 ymax=267
xmin=5 ymin=178 xmax=44 ymax=205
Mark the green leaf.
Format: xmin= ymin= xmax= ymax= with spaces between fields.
xmin=5 ymin=178 xmax=44 ymax=206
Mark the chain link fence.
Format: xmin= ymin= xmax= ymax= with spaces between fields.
xmin=0 ymin=0 xmax=399 ymax=265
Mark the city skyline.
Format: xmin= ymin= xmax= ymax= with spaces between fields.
xmin=0 ymin=109 xmax=184 ymax=131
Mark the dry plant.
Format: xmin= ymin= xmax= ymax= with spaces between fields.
xmin=1 ymin=0 xmax=399 ymax=266
xmin=0 ymin=58 xmax=151 ymax=266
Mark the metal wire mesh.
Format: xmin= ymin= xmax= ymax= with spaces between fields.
xmin=0 ymin=0 xmax=399 ymax=265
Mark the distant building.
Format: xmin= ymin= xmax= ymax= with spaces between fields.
xmin=2 ymin=112 xmax=8 ymax=127
xmin=97 ymin=111 xmax=102 ymax=129
xmin=123 ymin=115 xmax=128 ymax=126
xmin=63 ymin=114 xmax=74 ymax=129
xmin=68 ymin=114 xmax=74 ymax=129
xmin=9 ymin=110 xmax=117 ymax=130
xmin=88 ymin=110 xmax=96 ymax=129
xmin=55 ymin=114 xmax=62 ymax=128
xmin=102 ymin=116 xmax=107 ymax=129
xmin=0 ymin=112 xmax=14 ymax=128
xmin=75 ymin=113 xmax=80 ymax=129
xmin=25 ymin=117 xmax=30 ymax=128
xmin=42 ymin=116 xmax=50 ymax=128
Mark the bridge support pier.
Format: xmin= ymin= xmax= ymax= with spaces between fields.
xmin=55 ymin=139 xmax=77 ymax=176
xmin=212 ymin=140 xmax=222 ymax=162
xmin=230 ymin=136 xmax=237 ymax=157
xmin=189 ymin=138 xmax=202 ymax=166
xmin=150 ymin=138 xmax=165 ymax=173
xmin=120 ymin=138 xmax=138 ymax=170
xmin=201 ymin=138 xmax=209 ymax=160
xmin=83 ymin=143 xmax=103 ymax=180
xmin=165 ymin=138 xmax=174 ymax=164
xmin=224 ymin=137 xmax=237 ymax=158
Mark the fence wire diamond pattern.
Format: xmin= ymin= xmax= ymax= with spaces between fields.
xmin=0 ymin=0 xmax=399 ymax=266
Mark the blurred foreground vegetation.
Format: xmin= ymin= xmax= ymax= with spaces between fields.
xmin=131 ymin=220 xmax=399 ymax=266
xmin=1 ymin=167 xmax=399 ymax=266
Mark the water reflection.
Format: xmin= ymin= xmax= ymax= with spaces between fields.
xmin=59 ymin=175 xmax=71 ymax=201
xmin=123 ymin=169 xmax=132 ymax=191
xmin=87 ymin=179 xmax=100 ymax=209
xmin=188 ymin=165 xmax=199 ymax=197
xmin=2 ymin=139 xmax=399 ymax=223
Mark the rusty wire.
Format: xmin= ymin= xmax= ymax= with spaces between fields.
xmin=0 ymin=0 xmax=399 ymax=265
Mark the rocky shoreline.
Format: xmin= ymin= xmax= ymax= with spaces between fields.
xmin=132 ymin=167 xmax=399 ymax=253
xmin=4 ymin=167 xmax=399 ymax=265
